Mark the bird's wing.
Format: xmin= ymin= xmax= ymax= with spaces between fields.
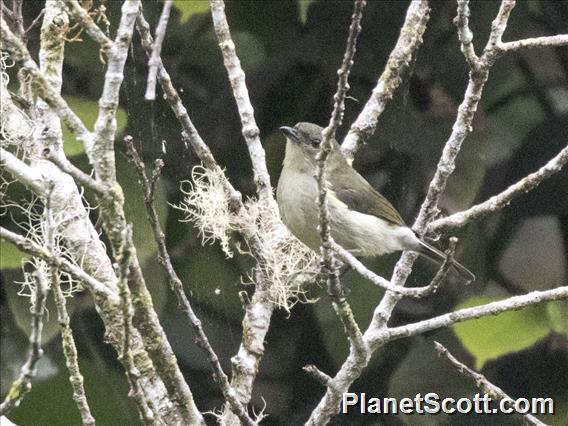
xmin=327 ymin=158 xmax=406 ymax=227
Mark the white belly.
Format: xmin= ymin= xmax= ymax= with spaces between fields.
xmin=277 ymin=170 xmax=418 ymax=257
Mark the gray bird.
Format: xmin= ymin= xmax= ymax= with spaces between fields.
xmin=277 ymin=122 xmax=475 ymax=283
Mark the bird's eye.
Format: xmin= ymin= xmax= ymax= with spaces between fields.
xmin=310 ymin=139 xmax=321 ymax=148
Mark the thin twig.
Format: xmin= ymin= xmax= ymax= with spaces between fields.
xmin=63 ymin=0 xmax=111 ymax=49
xmin=303 ymin=365 xmax=334 ymax=389
xmin=135 ymin=12 xmax=276 ymax=415
xmin=454 ymin=0 xmax=478 ymax=68
xmin=316 ymin=0 xmax=367 ymax=357
xmin=434 ymin=342 xmax=546 ymax=425
xmin=44 ymin=147 xmax=108 ymax=194
xmin=67 ymin=4 xmax=203 ymax=422
xmin=52 ymin=273 xmax=97 ymax=426
xmin=24 ymin=8 xmax=45 ymax=34
xmin=209 ymin=0 xmax=273 ymax=203
xmin=499 ymin=34 xmax=568 ymax=52
xmin=135 ymin=13 xmax=242 ymax=203
xmin=341 ymin=0 xmax=430 ymax=160
xmin=117 ymin=226 xmax=156 ymax=425
xmin=0 ymin=269 xmax=47 ymax=415
xmin=377 ymin=285 xmax=568 ymax=343
xmin=44 ymin=186 xmax=96 ymax=425
xmin=429 ymin=144 xmax=568 ymax=234
xmin=124 ymin=137 xmax=256 ymax=426
xmin=0 ymin=227 xmax=114 ymax=299
xmin=145 ymin=0 xmax=172 ymax=101
xmin=330 ymin=238 xmax=455 ymax=298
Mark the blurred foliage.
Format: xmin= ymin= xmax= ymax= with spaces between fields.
xmin=1 ymin=0 xmax=567 ymax=424
xmin=453 ymin=296 xmax=562 ymax=369
xmin=173 ymin=0 xmax=210 ymax=24
xmin=62 ymin=96 xmax=128 ymax=157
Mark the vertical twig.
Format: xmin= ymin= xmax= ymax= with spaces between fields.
xmin=135 ymin=13 xmax=277 ymax=418
xmin=316 ymin=0 xmax=367 ymax=359
xmin=124 ymin=137 xmax=256 ymax=426
xmin=341 ymin=0 xmax=430 ymax=160
xmin=145 ymin=0 xmax=172 ymax=100
xmin=117 ymin=226 xmax=157 ymax=425
xmin=44 ymin=187 xmax=96 ymax=425
xmin=209 ymin=0 xmax=274 ymax=203
xmin=0 ymin=269 xmax=47 ymax=415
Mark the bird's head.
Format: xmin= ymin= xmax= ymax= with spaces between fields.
xmin=279 ymin=122 xmax=340 ymax=168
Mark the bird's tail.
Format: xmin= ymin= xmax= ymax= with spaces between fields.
xmin=416 ymin=239 xmax=475 ymax=285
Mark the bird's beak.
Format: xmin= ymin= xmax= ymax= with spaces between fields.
xmin=279 ymin=126 xmax=300 ymax=142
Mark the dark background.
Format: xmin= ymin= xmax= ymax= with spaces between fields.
xmin=1 ymin=1 xmax=567 ymax=425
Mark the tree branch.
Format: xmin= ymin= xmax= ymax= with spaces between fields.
xmin=0 ymin=268 xmax=47 ymax=416
xmin=434 ymin=342 xmax=546 ymax=426
xmin=124 ymin=137 xmax=256 ymax=426
xmin=500 ymin=34 xmax=568 ymax=52
xmin=209 ymin=0 xmax=273 ymax=203
xmin=316 ymin=0 xmax=367 ymax=361
xmin=145 ymin=0 xmax=172 ymax=101
xmin=136 ymin=12 xmax=278 ymax=415
xmin=429 ymin=143 xmax=568 ymax=234
xmin=379 ymin=286 xmax=568 ymax=343
xmin=341 ymin=0 xmax=430 ymax=160
xmin=331 ymin=238 xmax=455 ymax=298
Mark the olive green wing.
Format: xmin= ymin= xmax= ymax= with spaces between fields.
xmin=328 ymin=160 xmax=406 ymax=227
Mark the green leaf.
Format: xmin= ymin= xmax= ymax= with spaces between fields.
xmin=173 ymin=0 xmax=210 ymax=24
xmin=298 ymin=0 xmax=315 ymax=24
xmin=0 ymin=240 xmax=27 ymax=269
xmin=546 ymin=301 xmax=568 ymax=334
xmin=62 ymin=97 xmax=127 ymax=157
xmin=453 ymin=296 xmax=552 ymax=369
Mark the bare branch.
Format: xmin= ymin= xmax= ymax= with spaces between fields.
xmin=331 ymin=238 xmax=455 ymax=298
xmin=44 ymin=147 xmax=108 ymax=194
xmin=24 ymin=8 xmax=45 ymax=34
xmin=434 ymin=342 xmax=546 ymax=425
xmin=341 ymin=0 xmax=430 ymax=160
xmin=303 ymin=365 xmax=334 ymax=389
xmin=88 ymin=0 xmax=139 ymax=185
xmin=43 ymin=187 xmax=96 ymax=425
xmin=51 ymin=271 xmax=97 ymax=426
xmin=0 ymin=268 xmax=47 ymax=416
xmin=500 ymin=34 xmax=568 ymax=52
xmin=145 ymin=0 xmax=172 ymax=101
xmin=305 ymin=1 xmax=568 ymax=422
xmin=124 ymin=137 xmax=256 ymax=426
xmin=0 ymin=18 xmax=94 ymax=149
xmin=379 ymin=286 xmax=568 ymax=343
xmin=135 ymin=13 xmax=242 ymax=203
xmin=136 ymin=12 xmax=277 ymax=414
xmin=209 ymin=0 xmax=273 ymax=203
xmin=429 ymin=144 xmax=568 ymax=234
xmin=0 ymin=227 xmax=114 ymax=299
xmin=316 ymin=0 xmax=367 ymax=355
xmin=454 ymin=0 xmax=478 ymax=67
xmin=1 ymin=147 xmax=49 ymax=195
xmin=116 ymin=226 xmax=156 ymax=425
xmin=63 ymin=0 xmax=112 ymax=48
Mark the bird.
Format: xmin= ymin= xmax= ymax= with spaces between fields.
xmin=276 ymin=122 xmax=475 ymax=284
